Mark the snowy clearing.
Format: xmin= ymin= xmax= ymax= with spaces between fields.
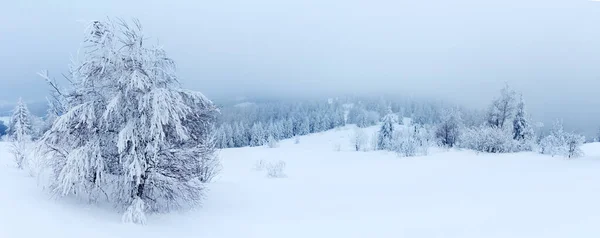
xmin=2 ymin=125 xmax=600 ymax=238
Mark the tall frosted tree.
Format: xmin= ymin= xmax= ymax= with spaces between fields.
xmin=8 ymin=98 xmax=33 ymax=142
xmin=39 ymin=20 xmax=219 ymax=224
xmin=9 ymin=98 xmax=34 ymax=169
xmin=512 ymin=95 xmax=533 ymax=142
xmin=486 ymin=84 xmax=516 ymax=129
xmin=377 ymin=108 xmax=397 ymax=150
xmin=250 ymin=122 xmax=265 ymax=146
xmin=435 ymin=108 xmax=461 ymax=148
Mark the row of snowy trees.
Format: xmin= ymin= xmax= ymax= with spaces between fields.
xmin=9 ymin=19 xmax=221 ymax=225
xmin=214 ymin=96 xmax=475 ymax=149
xmin=347 ymin=84 xmax=585 ymax=159
xmin=215 ymin=101 xmax=346 ymax=148
xmin=436 ymin=84 xmax=585 ymax=158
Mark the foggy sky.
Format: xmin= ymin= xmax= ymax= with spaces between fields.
xmin=1 ymin=0 xmax=600 ymax=133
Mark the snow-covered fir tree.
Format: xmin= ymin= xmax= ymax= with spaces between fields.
xmin=8 ymin=98 xmax=33 ymax=142
xmin=38 ymin=19 xmax=219 ymax=224
xmin=377 ymin=108 xmax=396 ymax=150
xmin=250 ymin=122 xmax=266 ymax=146
xmin=8 ymin=98 xmax=34 ymax=169
xmin=512 ymin=95 xmax=533 ymax=141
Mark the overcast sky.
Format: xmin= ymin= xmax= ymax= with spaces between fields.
xmin=1 ymin=0 xmax=600 ymax=132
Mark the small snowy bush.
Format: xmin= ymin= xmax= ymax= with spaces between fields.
xmin=294 ymin=136 xmax=300 ymax=144
xmin=266 ymin=160 xmax=286 ymax=178
xmin=393 ymin=130 xmax=418 ymax=157
xmin=351 ymin=128 xmax=368 ymax=152
xmin=267 ymin=135 xmax=279 ymax=148
xmin=565 ymin=133 xmax=585 ymax=159
xmin=389 ymin=125 xmax=433 ymax=157
xmin=539 ymin=121 xmax=585 ymax=158
xmin=460 ymin=126 xmax=517 ymax=153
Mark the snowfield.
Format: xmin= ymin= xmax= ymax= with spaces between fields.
xmin=2 ymin=125 xmax=600 ymax=238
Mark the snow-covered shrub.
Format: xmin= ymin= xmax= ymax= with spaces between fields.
xmin=413 ymin=124 xmax=435 ymax=156
xmin=294 ymin=136 xmax=300 ymax=144
xmin=351 ymin=128 xmax=368 ymax=152
xmin=539 ymin=120 xmax=584 ymax=158
xmin=37 ymin=19 xmax=220 ymax=224
xmin=460 ymin=126 xmax=517 ymax=153
xmin=266 ymin=135 xmax=279 ymax=148
xmin=266 ymin=161 xmax=286 ymax=178
xmin=393 ymin=130 xmax=418 ymax=157
xmin=539 ymin=134 xmax=560 ymax=156
xmin=565 ymin=133 xmax=585 ymax=159
xmin=435 ymin=108 xmax=461 ymax=148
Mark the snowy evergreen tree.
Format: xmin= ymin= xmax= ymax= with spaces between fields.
xmin=233 ymin=122 xmax=246 ymax=147
xmin=377 ymin=109 xmax=397 ymax=150
xmin=297 ymin=116 xmax=310 ymax=136
xmin=223 ymin=123 xmax=235 ymax=148
xmin=250 ymin=122 xmax=266 ymax=146
xmin=38 ymin=20 xmax=219 ymax=224
xmin=512 ymin=95 xmax=535 ymax=151
xmin=8 ymin=98 xmax=33 ymax=142
xmin=8 ymin=98 xmax=34 ymax=169
xmin=512 ymin=95 xmax=533 ymax=141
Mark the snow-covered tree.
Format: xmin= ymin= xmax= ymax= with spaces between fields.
xmin=9 ymin=98 xmax=34 ymax=169
xmin=511 ymin=95 xmax=535 ymax=151
xmin=38 ymin=19 xmax=219 ymax=224
xmin=512 ymin=95 xmax=533 ymax=140
xmin=351 ymin=127 xmax=368 ymax=151
xmin=565 ymin=133 xmax=585 ymax=159
xmin=486 ymin=84 xmax=517 ymax=129
xmin=539 ymin=120 xmax=565 ymax=156
xmin=250 ymin=122 xmax=266 ymax=146
xmin=377 ymin=109 xmax=396 ymax=150
xmin=539 ymin=120 xmax=585 ymax=158
xmin=8 ymin=98 xmax=33 ymax=142
xmin=266 ymin=135 xmax=279 ymax=148
xmin=233 ymin=122 xmax=246 ymax=147
xmin=435 ymin=108 xmax=461 ymax=147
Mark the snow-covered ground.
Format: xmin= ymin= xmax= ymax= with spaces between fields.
xmin=2 ymin=125 xmax=600 ymax=238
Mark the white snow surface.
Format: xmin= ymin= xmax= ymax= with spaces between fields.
xmin=2 ymin=125 xmax=600 ymax=238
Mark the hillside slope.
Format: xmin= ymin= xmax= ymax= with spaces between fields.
xmin=2 ymin=126 xmax=600 ymax=238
